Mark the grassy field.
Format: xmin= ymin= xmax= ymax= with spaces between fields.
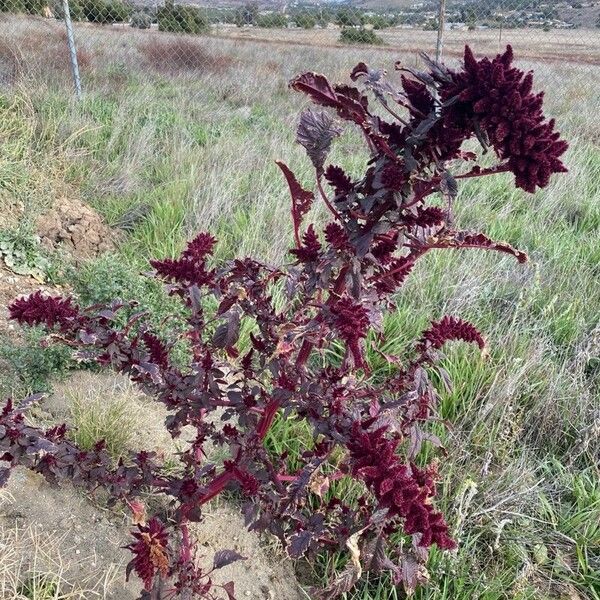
xmin=1 ymin=13 xmax=599 ymax=600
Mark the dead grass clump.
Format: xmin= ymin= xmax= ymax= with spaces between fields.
xmin=0 ymin=41 xmax=24 ymax=85
xmin=139 ymin=37 xmax=233 ymax=74
xmin=0 ymin=30 xmax=93 ymax=82
xmin=0 ymin=520 xmax=119 ymax=599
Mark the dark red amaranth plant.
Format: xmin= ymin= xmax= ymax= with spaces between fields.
xmin=1 ymin=46 xmax=567 ymax=599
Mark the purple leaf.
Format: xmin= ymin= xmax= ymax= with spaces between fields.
xmin=296 ymin=109 xmax=342 ymax=174
xmin=213 ymin=549 xmax=246 ymax=570
xmin=213 ymin=310 xmax=241 ymax=349
xmin=222 ymin=581 xmax=236 ymax=600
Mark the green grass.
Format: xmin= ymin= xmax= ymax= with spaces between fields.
xmin=0 ymin=22 xmax=599 ymax=600
xmin=68 ymin=386 xmax=138 ymax=460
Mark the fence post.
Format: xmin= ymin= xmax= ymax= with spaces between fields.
xmin=435 ymin=0 xmax=446 ymax=61
xmin=62 ymin=0 xmax=82 ymax=99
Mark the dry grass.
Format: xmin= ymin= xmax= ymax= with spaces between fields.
xmin=0 ymin=491 xmax=119 ymax=600
xmin=0 ymin=26 xmax=92 ymax=85
xmin=139 ymin=37 xmax=234 ymax=74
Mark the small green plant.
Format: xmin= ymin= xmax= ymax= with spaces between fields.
xmin=0 ymin=327 xmax=74 ymax=393
xmin=18 ymin=574 xmax=59 ymax=600
xmin=339 ymin=27 xmax=383 ymax=45
xmin=0 ymin=228 xmax=49 ymax=282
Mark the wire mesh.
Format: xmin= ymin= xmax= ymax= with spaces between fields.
xmin=0 ymin=0 xmax=598 ymax=104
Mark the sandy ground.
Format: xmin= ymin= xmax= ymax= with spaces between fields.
xmin=1 ymin=372 xmax=306 ymax=599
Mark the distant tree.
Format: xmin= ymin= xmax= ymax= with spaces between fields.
xmin=296 ymin=12 xmax=317 ymax=29
xmin=157 ymin=3 xmax=209 ymax=33
xmin=461 ymin=6 xmax=477 ymax=28
xmin=367 ymin=14 xmax=395 ymax=29
xmin=131 ymin=9 xmax=152 ymax=28
xmin=339 ymin=26 xmax=383 ymax=44
xmin=235 ymin=2 xmax=258 ymax=26
xmin=82 ymin=0 xmax=130 ymax=24
xmin=255 ymin=12 xmax=287 ymax=28
xmin=336 ymin=7 xmax=363 ymax=27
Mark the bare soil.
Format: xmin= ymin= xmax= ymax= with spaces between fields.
xmin=1 ymin=372 xmax=306 ymax=599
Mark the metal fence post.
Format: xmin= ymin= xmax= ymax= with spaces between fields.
xmin=435 ymin=0 xmax=446 ymax=61
xmin=62 ymin=0 xmax=82 ymax=99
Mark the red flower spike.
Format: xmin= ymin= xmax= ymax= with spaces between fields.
xmin=142 ymin=333 xmax=169 ymax=368
xmin=290 ymin=225 xmax=322 ymax=263
xmin=348 ymin=424 xmax=456 ymax=550
xmin=419 ymin=316 xmax=485 ymax=352
xmin=330 ymin=297 xmax=370 ymax=367
xmin=9 ymin=291 xmax=80 ymax=329
xmin=325 ymin=165 xmax=353 ymax=196
xmin=438 ymin=45 xmax=568 ymax=192
xmin=126 ymin=518 xmax=170 ymax=591
xmin=324 ymin=222 xmax=350 ymax=252
xmin=182 ymin=232 xmax=217 ymax=260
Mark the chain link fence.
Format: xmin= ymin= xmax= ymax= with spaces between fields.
xmin=0 ymin=0 xmax=599 ymax=106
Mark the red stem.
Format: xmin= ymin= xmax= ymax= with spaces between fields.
xmin=197 ymin=470 xmax=235 ymax=506
xmin=454 ymin=163 xmax=510 ymax=180
xmin=317 ymin=177 xmax=343 ymax=223
xmin=256 ymin=399 xmax=280 ymax=440
xmin=180 ymin=521 xmax=192 ymax=562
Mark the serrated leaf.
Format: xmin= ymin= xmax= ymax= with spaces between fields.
xmin=287 ymin=529 xmax=313 ymax=559
xmin=289 ymin=72 xmax=339 ymax=108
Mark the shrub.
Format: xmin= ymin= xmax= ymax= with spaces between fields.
xmin=255 ymin=12 xmax=287 ymax=28
xmin=139 ymin=38 xmax=232 ymax=73
xmin=0 ymin=46 xmax=567 ymax=599
xmin=339 ymin=27 xmax=383 ymax=45
xmin=0 ymin=0 xmax=45 ymax=14
xmin=296 ymin=12 xmax=317 ymax=29
xmin=130 ymin=10 xmax=152 ymax=29
xmin=82 ymin=0 xmax=130 ymax=23
xmin=157 ymin=4 xmax=209 ymax=34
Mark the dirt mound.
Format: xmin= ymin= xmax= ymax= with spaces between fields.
xmin=36 ymin=197 xmax=115 ymax=259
